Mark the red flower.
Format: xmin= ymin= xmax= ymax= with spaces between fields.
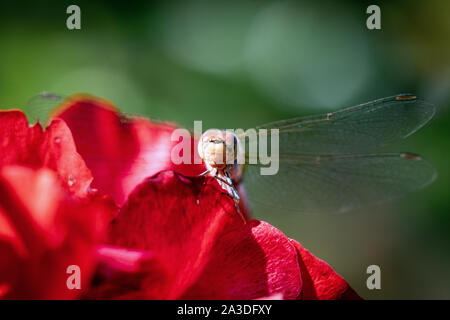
xmin=55 ymin=96 xmax=361 ymax=300
xmin=0 ymin=95 xmax=361 ymax=300
xmin=52 ymin=95 xmax=205 ymax=206
xmin=85 ymin=171 xmax=359 ymax=299
xmin=0 ymin=111 xmax=114 ymax=299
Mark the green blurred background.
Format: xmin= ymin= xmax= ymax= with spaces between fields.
xmin=0 ymin=0 xmax=449 ymax=299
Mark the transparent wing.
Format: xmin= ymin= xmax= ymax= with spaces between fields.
xmin=24 ymin=93 xmax=178 ymax=176
xmin=243 ymin=153 xmax=436 ymax=213
xmin=25 ymin=92 xmax=67 ymax=124
xmin=26 ymin=93 xmax=194 ymax=190
xmin=25 ymin=92 xmax=140 ymax=123
xmin=238 ymin=94 xmax=435 ymax=155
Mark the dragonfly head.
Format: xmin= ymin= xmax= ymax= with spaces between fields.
xmin=198 ymin=129 xmax=243 ymax=170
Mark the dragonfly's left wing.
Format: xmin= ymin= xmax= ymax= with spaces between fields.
xmin=25 ymin=93 xmax=66 ymax=124
xmin=243 ymin=153 xmax=436 ymax=214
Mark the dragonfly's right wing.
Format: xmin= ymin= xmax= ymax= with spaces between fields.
xmin=243 ymin=153 xmax=436 ymax=214
xmin=238 ymin=94 xmax=436 ymax=213
xmin=239 ymin=94 xmax=435 ymax=155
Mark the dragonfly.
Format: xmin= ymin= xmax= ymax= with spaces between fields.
xmin=25 ymin=93 xmax=437 ymax=217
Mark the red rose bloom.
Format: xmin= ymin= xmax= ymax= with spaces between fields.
xmin=0 ymin=95 xmax=360 ymax=300
xmin=0 ymin=111 xmax=114 ymax=299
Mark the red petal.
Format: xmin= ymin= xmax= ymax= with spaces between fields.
xmin=39 ymin=119 xmax=93 ymax=197
xmin=53 ymin=95 xmax=205 ymax=206
xmin=0 ymin=166 xmax=115 ymax=299
xmin=85 ymin=246 xmax=169 ymax=299
xmin=290 ymin=239 xmax=361 ymax=300
xmin=255 ymin=293 xmax=284 ymax=300
xmin=104 ymin=171 xmax=301 ymax=299
xmin=180 ymin=220 xmax=302 ymax=300
xmin=0 ymin=239 xmax=20 ymax=298
xmin=0 ymin=166 xmax=62 ymax=251
xmin=0 ymin=110 xmax=92 ymax=197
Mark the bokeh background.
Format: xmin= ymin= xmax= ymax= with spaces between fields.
xmin=0 ymin=0 xmax=449 ymax=299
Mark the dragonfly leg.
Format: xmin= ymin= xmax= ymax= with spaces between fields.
xmin=199 ymin=169 xmax=210 ymax=176
xmin=214 ymin=172 xmax=239 ymax=199
xmin=234 ymin=198 xmax=246 ymax=224
xmin=219 ymin=190 xmax=245 ymax=224
xmin=224 ymin=169 xmax=245 ymax=223
xmin=207 ymin=169 xmax=245 ymax=223
xmin=213 ymin=175 xmax=234 ymax=188
xmin=225 ymin=170 xmax=240 ymax=202
xmin=199 ymin=168 xmax=220 ymax=187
